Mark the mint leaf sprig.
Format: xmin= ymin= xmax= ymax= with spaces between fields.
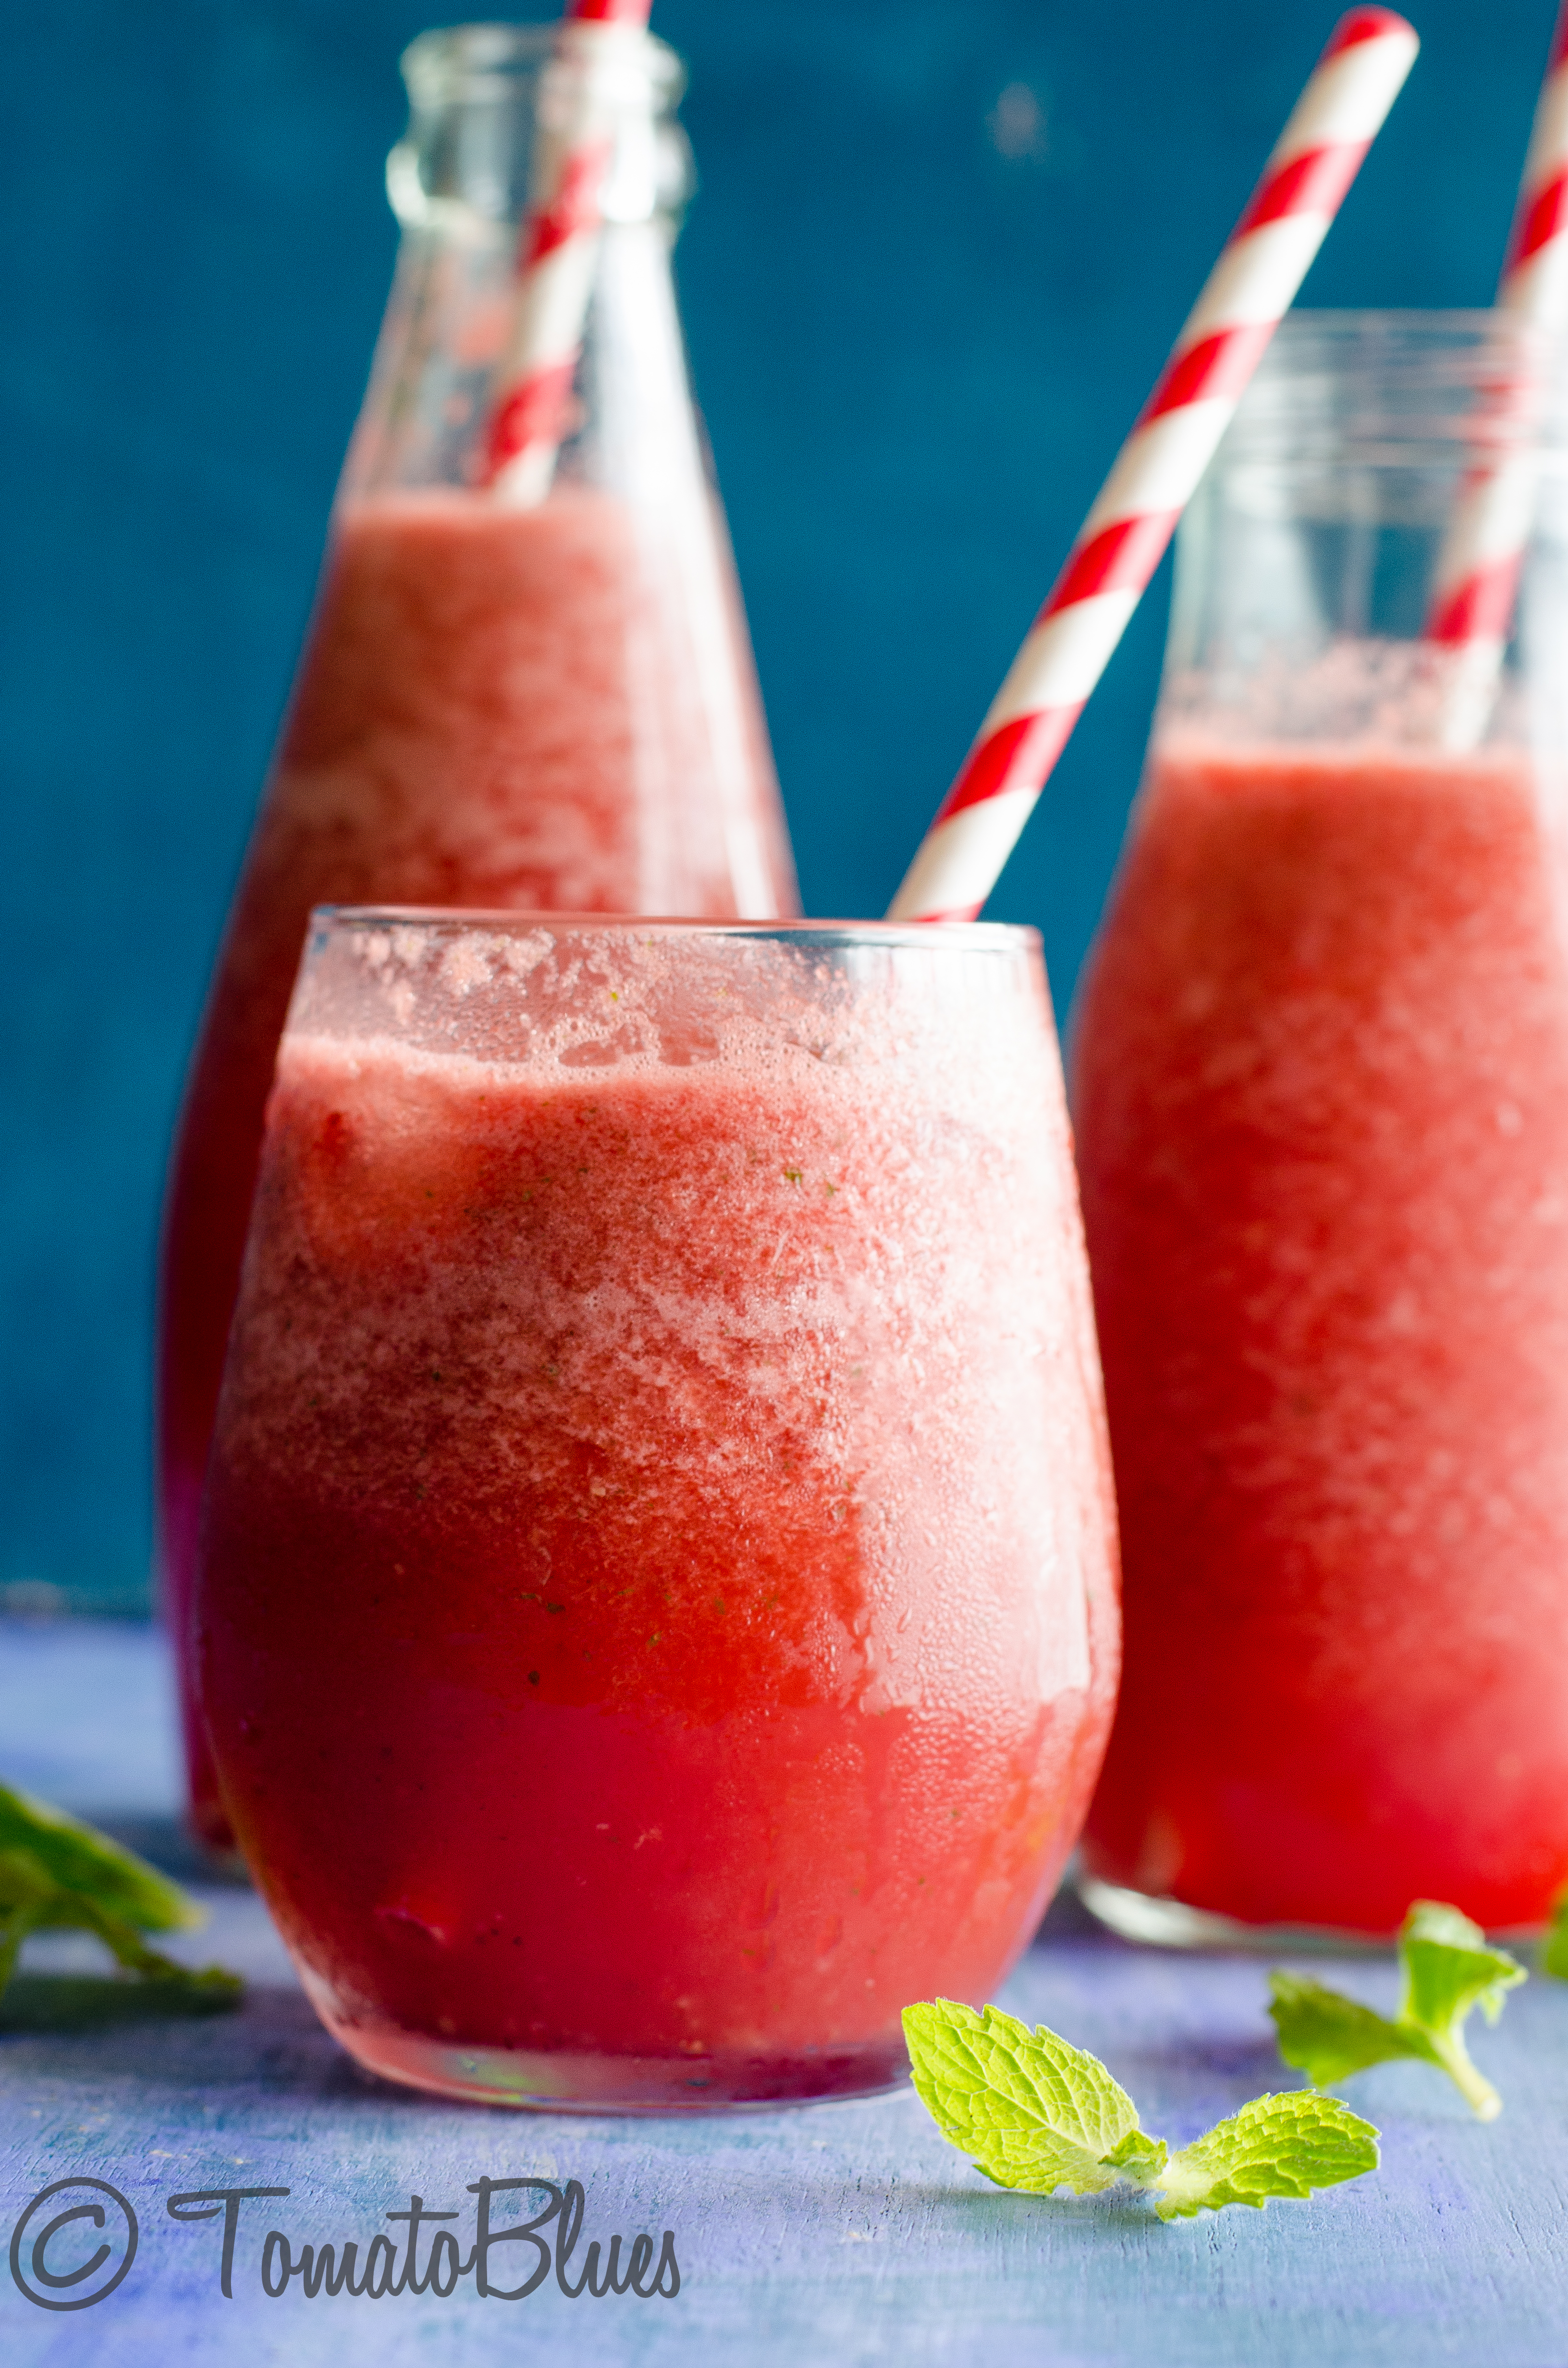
xmin=0 ymin=1782 xmax=242 ymax=2013
xmin=903 ymin=1999 xmax=1378 ymax=2220
xmin=1269 ymin=1901 xmax=1523 ymax=2121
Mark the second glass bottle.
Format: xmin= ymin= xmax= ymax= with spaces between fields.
xmin=160 ymin=22 xmax=798 ymax=1850
xmin=1074 ymin=313 xmax=1568 ymax=1940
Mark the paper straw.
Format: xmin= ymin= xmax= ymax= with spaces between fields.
xmin=1425 ymin=1 xmax=1568 ymax=745
xmin=479 ymin=0 xmax=655 ymax=506
xmin=886 ymin=9 xmax=1419 ymax=925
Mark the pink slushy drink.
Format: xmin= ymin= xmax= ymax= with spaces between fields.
xmin=196 ymin=916 xmax=1120 ymax=2106
xmin=1075 ymin=726 xmax=1568 ymax=1932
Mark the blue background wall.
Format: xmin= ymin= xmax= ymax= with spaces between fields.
xmin=0 ymin=0 xmax=1554 ymax=1611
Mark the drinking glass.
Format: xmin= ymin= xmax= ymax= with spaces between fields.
xmin=196 ymin=911 xmax=1120 ymax=2108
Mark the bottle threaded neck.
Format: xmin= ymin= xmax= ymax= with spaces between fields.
xmin=391 ymin=21 xmax=690 ymax=233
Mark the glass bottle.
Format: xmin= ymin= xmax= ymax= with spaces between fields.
xmin=159 ymin=23 xmax=797 ymax=1851
xmin=1072 ymin=312 xmax=1568 ymax=1942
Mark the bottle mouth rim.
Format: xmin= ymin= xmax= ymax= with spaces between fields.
xmin=401 ymin=20 xmax=686 ymax=110
xmin=390 ymin=20 xmax=692 ymax=236
xmin=1221 ymin=309 xmax=1568 ymax=464
xmin=1276 ymin=308 xmax=1538 ymax=337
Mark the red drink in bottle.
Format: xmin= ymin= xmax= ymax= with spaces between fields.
xmin=1076 ymin=730 xmax=1568 ymax=1932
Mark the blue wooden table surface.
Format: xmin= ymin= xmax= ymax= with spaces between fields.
xmin=2 ymin=1619 xmax=1565 ymax=2367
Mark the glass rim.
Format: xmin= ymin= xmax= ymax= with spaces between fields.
xmin=311 ymin=905 xmax=1042 ymax=958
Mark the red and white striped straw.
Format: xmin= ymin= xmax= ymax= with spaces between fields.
xmin=1425 ymin=1 xmax=1568 ymax=718
xmin=480 ymin=0 xmax=654 ymax=506
xmin=1500 ymin=0 xmax=1568 ymax=326
xmin=887 ymin=9 xmax=1418 ymax=925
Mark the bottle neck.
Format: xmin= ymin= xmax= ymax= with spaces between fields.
xmin=342 ymin=22 xmax=693 ymax=501
xmin=1159 ymin=309 xmax=1568 ymax=748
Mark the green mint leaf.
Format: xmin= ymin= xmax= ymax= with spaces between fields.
xmin=1399 ymin=1901 xmax=1523 ymax=2032
xmin=0 ymin=1784 xmax=196 ymax=1933
xmin=1269 ymin=1901 xmax=1523 ymax=2121
xmin=0 ymin=1784 xmax=242 ymax=2016
xmin=902 ymin=2000 xmax=1162 ymax=2195
xmin=62 ymin=1895 xmax=244 ymax=2004
xmin=1541 ymin=1889 xmax=1568 ymax=1981
xmin=906 ymin=2001 xmax=1382 ymax=2222
xmin=1268 ymin=1971 xmax=1429 ymax=2084
xmin=1154 ymin=2090 xmax=1379 ymax=2220
xmin=1099 ymin=2127 xmax=1170 ymax=2182
xmin=1395 ymin=1901 xmax=1522 ymax=2120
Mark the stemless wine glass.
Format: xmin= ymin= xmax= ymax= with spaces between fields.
xmin=195 ymin=911 xmax=1120 ymax=2109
